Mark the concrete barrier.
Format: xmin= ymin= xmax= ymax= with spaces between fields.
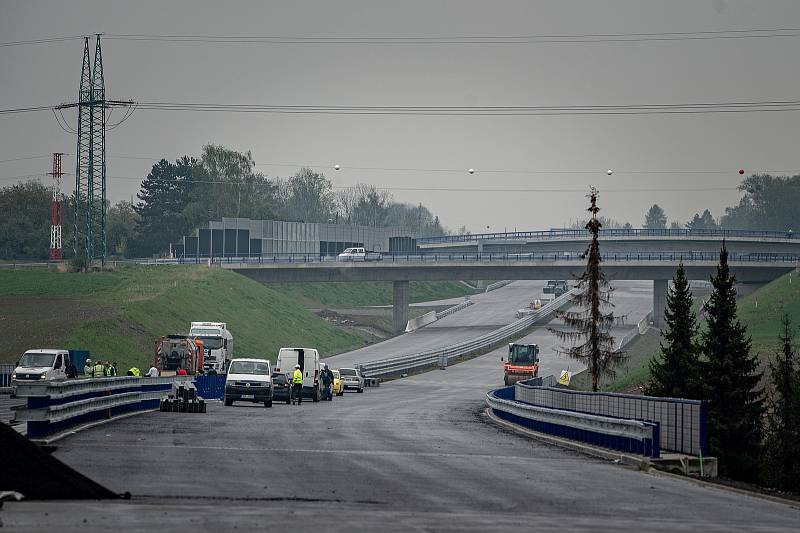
xmin=405 ymin=310 xmax=438 ymax=332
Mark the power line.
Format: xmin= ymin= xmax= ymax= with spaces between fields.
xmin=4 ymin=98 xmax=800 ymax=117
xmin=0 ymin=172 xmax=746 ymax=193
xmin=0 ymin=35 xmax=84 ymax=47
xmin=102 ymin=27 xmax=800 ymax=45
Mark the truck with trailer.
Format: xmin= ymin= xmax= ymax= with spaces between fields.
xmin=501 ymin=343 xmax=540 ymax=386
xmin=189 ymin=322 xmax=234 ymax=373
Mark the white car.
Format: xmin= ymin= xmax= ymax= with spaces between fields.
xmin=12 ymin=349 xmax=71 ymax=383
xmin=337 ymin=247 xmax=367 ymax=261
xmin=338 ymin=367 xmax=365 ymax=393
xmin=337 ymin=248 xmax=382 ymax=262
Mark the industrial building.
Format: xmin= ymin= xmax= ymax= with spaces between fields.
xmin=172 ymin=217 xmax=418 ymax=258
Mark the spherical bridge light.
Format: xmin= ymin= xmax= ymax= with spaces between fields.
xmin=607 ymin=169 xmax=613 ymax=176
xmin=738 ymin=169 xmax=745 ymax=175
xmin=334 ymin=164 xmax=341 ymax=171
xmin=468 ymin=168 xmax=475 ymax=175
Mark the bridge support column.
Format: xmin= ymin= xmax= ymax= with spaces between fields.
xmin=393 ymin=280 xmax=410 ymax=333
xmin=653 ymin=279 xmax=669 ymax=329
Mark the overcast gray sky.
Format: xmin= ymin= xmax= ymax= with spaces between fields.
xmin=1 ymin=0 xmax=799 ymax=233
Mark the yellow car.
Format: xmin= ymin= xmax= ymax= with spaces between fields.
xmin=332 ymin=370 xmax=345 ymax=396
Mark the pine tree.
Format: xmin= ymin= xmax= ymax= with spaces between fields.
xmin=549 ymin=188 xmax=626 ymax=391
xmin=761 ymin=315 xmax=800 ymax=492
xmin=701 ymin=242 xmax=764 ymax=481
xmin=647 ymin=263 xmax=703 ymax=399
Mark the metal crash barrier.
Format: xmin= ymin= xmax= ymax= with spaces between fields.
xmin=357 ymin=288 xmax=581 ymax=379
xmin=13 ymin=376 xmax=193 ymax=439
xmin=487 ymin=387 xmax=661 ymax=458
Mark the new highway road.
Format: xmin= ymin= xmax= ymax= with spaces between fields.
xmin=4 ymin=281 xmax=798 ymax=531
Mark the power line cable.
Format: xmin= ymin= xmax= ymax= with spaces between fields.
xmin=102 ymin=27 xmax=800 ymax=44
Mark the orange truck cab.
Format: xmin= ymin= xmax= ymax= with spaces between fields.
xmin=503 ymin=343 xmax=540 ymax=386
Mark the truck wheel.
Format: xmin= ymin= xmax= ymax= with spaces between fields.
xmin=285 ymin=398 xmax=291 ymax=404
xmin=265 ymin=400 xmax=272 ymax=408
xmin=357 ymin=387 xmax=364 ymax=393
xmin=224 ymin=397 xmax=233 ymax=406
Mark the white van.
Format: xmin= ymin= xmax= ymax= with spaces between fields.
xmin=224 ymin=358 xmax=273 ymax=408
xmin=275 ymin=347 xmax=322 ymax=402
xmin=12 ymin=349 xmax=70 ymax=383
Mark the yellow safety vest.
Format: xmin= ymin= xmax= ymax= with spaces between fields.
xmin=129 ymin=367 xmax=141 ymax=377
xmin=92 ymin=364 xmax=105 ymax=378
xmin=293 ymin=369 xmax=303 ymax=384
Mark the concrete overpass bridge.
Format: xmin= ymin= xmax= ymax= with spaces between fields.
xmin=417 ymin=228 xmax=800 ymax=255
xmin=226 ymin=251 xmax=797 ymax=332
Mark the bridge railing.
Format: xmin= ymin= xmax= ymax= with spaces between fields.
xmin=355 ymin=288 xmax=581 ymax=378
xmin=13 ymin=375 xmax=194 ymax=439
xmin=208 ymin=251 xmax=800 ymax=264
xmin=486 ymin=386 xmax=661 ymax=458
xmin=418 ymin=227 xmax=798 ymax=245
xmin=514 ymin=381 xmax=707 ymax=456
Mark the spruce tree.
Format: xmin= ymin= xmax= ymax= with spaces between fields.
xmin=647 ymin=263 xmax=702 ymax=399
xmin=701 ymin=242 xmax=764 ymax=481
xmin=550 ymin=188 xmax=626 ymax=391
xmin=762 ymin=315 xmax=800 ymax=492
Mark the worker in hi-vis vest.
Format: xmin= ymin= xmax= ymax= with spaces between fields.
xmin=292 ymin=364 xmax=303 ymax=405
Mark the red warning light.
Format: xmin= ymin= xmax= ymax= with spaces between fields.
xmin=738 ymin=169 xmax=745 ymax=175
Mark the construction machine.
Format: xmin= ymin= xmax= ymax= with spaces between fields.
xmin=502 ymin=343 xmax=539 ymax=386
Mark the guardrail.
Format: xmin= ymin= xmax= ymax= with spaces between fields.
xmin=616 ymin=310 xmax=654 ymax=350
xmin=484 ymin=280 xmax=513 ymax=292
xmin=514 ymin=382 xmax=707 ymax=456
xmin=418 ymin=227 xmax=798 ymax=244
xmin=486 ymin=387 xmax=660 ymax=458
xmin=13 ymin=376 xmax=193 ymax=439
xmin=356 ymin=288 xmax=580 ymax=378
xmin=435 ymin=298 xmax=473 ymax=319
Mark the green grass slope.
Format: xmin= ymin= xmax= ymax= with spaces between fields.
xmin=573 ymin=270 xmax=800 ymax=392
xmin=0 ymin=266 xmax=367 ymax=370
xmin=270 ymin=280 xmax=478 ymax=308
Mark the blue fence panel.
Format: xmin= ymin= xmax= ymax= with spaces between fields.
xmin=195 ymin=374 xmax=226 ymax=400
xmin=0 ymin=364 xmax=14 ymax=388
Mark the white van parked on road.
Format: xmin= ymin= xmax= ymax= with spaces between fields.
xmin=275 ymin=347 xmax=322 ymax=402
xmin=12 ymin=349 xmax=70 ymax=383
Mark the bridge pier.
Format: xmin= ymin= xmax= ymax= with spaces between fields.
xmin=393 ymin=280 xmax=410 ymax=333
xmin=652 ymin=279 xmax=669 ymax=329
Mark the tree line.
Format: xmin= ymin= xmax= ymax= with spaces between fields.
xmin=0 ymin=144 xmax=446 ymax=260
xmin=647 ymin=252 xmax=800 ymax=490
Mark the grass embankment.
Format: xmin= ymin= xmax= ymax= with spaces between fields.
xmin=270 ymin=281 xmax=479 ymax=308
xmin=575 ymin=270 xmax=800 ymax=392
xmin=0 ymin=267 xmax=369 ymax=370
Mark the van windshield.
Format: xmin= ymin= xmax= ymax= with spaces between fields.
xmin=196 ymin=336 xmax=223 ymax=350
xmin=229 ymin=361 xmax=270 ymax=375
xmin=18 ymin=353 xmax=56 ymax=368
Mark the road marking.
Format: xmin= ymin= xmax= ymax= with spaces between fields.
xmin=70 ymin=441 xmax=582 ymax=462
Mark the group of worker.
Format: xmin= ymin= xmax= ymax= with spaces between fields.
xmin=83 ymin=358 xmax=119 ymax=378
xmin=290 ymin=363 xmax=335 ymax=405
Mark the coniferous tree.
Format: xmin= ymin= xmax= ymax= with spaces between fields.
xmin=550 ymin=188 xmax=626 ymax=391
xmin=761 ymin=315 xmax=800 ymax=491
xmin=701 ymin=242 xmax=764 ymax=481
xmin=647 ymin=263 xmax=702 ymax=399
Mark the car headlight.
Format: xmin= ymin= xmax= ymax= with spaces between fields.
xmin=39 ymin=373 xmax=47 ymax=379
xmin=11 ymin=373 xmax=16 ymax=379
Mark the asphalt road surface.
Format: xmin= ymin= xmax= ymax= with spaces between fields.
xmin=5 ymin=280 xmax=798 ymax=531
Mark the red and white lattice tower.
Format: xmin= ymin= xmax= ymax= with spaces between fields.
xmin=48 ymin=153 xmax=64 ymax=261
